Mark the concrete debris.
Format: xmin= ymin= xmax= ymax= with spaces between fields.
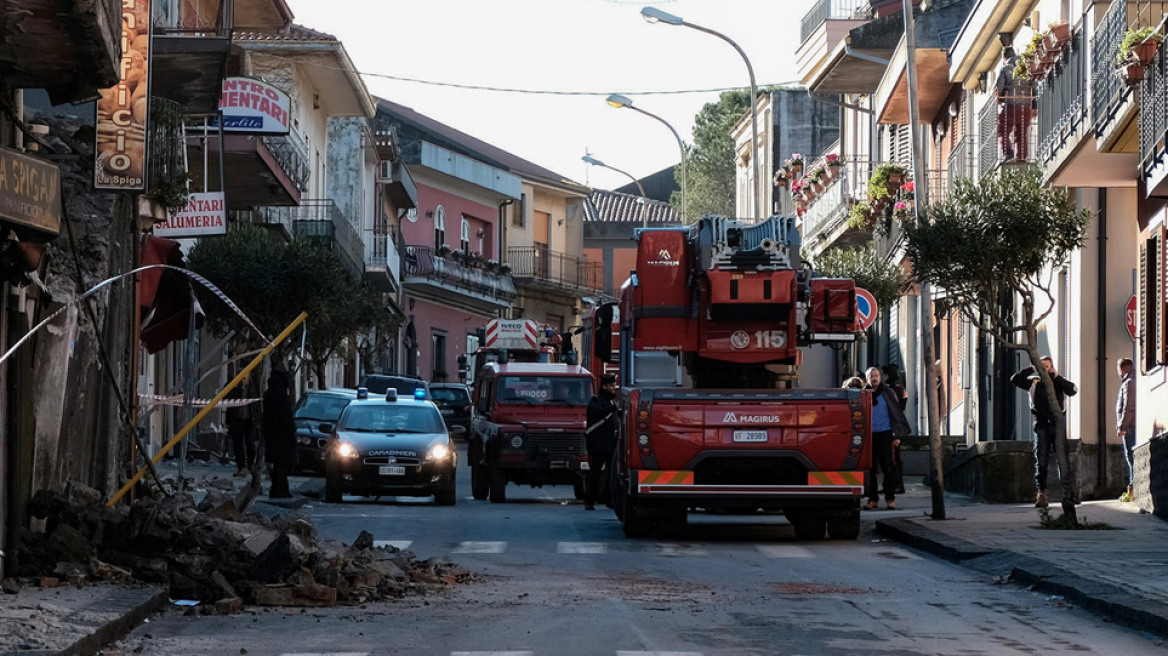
xmin=9 ymin=487 xmax=478 ymax=608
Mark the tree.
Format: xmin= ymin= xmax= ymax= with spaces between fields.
xmin=812 ymin=244 xmax=908 ymax=315
xmin=679 ymin=89 xmax=752 ymax=220
xmin=904 ymin=166 xmax=1091 ymax=522
xmin=188 ymin=223 xmax=398 ymax=384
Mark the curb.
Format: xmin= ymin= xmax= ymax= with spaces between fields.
xmin=875 ymin=517 xmax=1168 ymax=639
xmin=55 ymin=586 xmax=167 ymax=656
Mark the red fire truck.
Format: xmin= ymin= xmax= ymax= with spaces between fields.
xmin=465 ymin=319 xmax=565 ymax=384
xmin=583 ymin=215 xmax=870 ymax=539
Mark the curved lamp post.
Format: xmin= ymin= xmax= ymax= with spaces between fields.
xmin=605 ymin=93 xmax=686 ymax=222
xmin=642 ymin=6 xmax=761 ymax=220
xmin=582 ymin=154 xmax=649 ymax=228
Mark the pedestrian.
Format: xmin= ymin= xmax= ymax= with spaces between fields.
xmin=584 ymin=374 xmax=620 ymax=511
xmin=226 ymin=372 xmax=258 ymax=478
xmin=864 ymin=366 xmax=911 ymax=510
xmin=1116 ymin=357 xmax=1136 ymax=502
xmin=882 ymin=363 xmax=909 ymax=494
xmin=995 ymin=46 xmax=1035 ymax=161
xmin=842 ymin=376 xmax=865 ymax=390
xmin=1011 ymin=356 xmax=1078 ymax=508
xmin=262 ymin=368 xmax=296 ymax=498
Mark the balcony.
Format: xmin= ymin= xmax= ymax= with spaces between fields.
xmin=255 ymin=199 xmax=364 ymax=281
xmin=403 ymin=246 xmax=516 ymax=314
xmin=1094 ymin=0 xmax=1140 ymax=154
xmin=1141 ymin=36 xmax=1168 ymax=196
xmin=188 ymin=129 xmax=309 ymax=209
xmin=978 ymin=91 xmax=1037 ymax=176
xmin=144 ymin=99 xmax=190 ymax=219
xmin=151 ymin=0 xmax=232 ymax=114
xmin=364 ymin=221 xmax=402 ymax=293
xmin=798 ymin=156 xmax=873 ymax=258
xmin=796 ymin=0 xmax=873 ymax=92
xmin=377 ymin=159 xmax=417 ymax=210
xmin=0 ymin=0 xmax=120 ymax=104
xmin=506 ymin=247 xmax=603 ymax=294
xmin=950 ymin=0 xmax=1039 ymax=91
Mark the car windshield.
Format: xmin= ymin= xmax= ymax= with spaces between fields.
xmin=497 ymin=376 xmax=591 ymax=406
xmin=339 ymin=404 xmax=444 ymax=433
xmin=431 ymin=387 xmax=470 ymax=405
xmin=294 ymin=394 xmax=351 ymax=421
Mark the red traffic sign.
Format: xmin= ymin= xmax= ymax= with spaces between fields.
xmin=856 ymin=288 xmax=878 ymax=331
xmin=1126 ymin=295 xmax=1137 ymax=342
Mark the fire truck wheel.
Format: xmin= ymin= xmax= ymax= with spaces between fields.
xmin=488 ymin=465 xmax=508 ymax=503
xmin=788 ymin=511 xmax=827 ymax=540
xmin=827 ymin=510 xmax=860 ymax=540
xmin=470 ymin=461 xmax=489 ymax=500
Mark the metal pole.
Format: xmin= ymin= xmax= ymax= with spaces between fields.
xmin=903 ymin=0 xmax=945 ymax=519
xmin=630 ymin=106 xmax=687 ymax=222
xmin=583 ymin=156 xmax=649 ymax=227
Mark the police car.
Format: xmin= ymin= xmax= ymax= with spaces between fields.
xmin=320 ymin=387 xmax=457 ymax=505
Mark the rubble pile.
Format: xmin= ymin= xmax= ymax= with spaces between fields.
xmin=8 ymin=481 xmax=477 ymax=609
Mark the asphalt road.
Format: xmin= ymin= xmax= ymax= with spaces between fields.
xmin=108 ymin=444 xmax=1167 ymax=656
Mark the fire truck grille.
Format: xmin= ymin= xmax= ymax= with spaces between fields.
xmin=526 ymin=433 xmax=586 ymax=458
xmin=693 ymin=456 xmax=807 ymax=486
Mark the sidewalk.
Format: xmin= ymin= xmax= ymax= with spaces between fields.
xmin=875 ymin=485 xmax=1168 ymax=639
xmin=2 ymin=468 xmax=1167 ymax=653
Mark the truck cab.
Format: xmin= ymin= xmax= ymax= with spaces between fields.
xmin=469 ymin=362 xmax=594 ymax=502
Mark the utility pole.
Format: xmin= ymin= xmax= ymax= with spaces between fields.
xmin=903 ymin=0 xmax=945 ymax=518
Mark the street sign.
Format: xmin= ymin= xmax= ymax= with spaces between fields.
xmin=856 ymin=287 xmax=878 ymax=331
xmin=1126 ymin=295 xmax=1137 ymax=342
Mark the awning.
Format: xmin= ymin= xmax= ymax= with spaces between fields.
xmin=139 ymin=234 xmax=204 ymax=354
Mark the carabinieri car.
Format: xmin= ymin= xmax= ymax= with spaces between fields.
xmin=320 ymin=387 xmax=460 ymax=505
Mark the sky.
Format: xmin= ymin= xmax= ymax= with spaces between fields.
xmin=283 ymin=0 xmax=816 ymax=191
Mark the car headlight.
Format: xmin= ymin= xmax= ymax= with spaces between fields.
xmin=428 ymin=443 xmax=451 ymax=461
xmin=336 ymin=442 xmax=358 ymax=459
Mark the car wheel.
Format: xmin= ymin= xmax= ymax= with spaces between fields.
xmin=434 ymin=474 xmax=457 ymax=506
xmin=470 ymin=461 xmax=489 ymax=500
xmin=488 ymin=464 xmax=507 ymax=503
xmin=827 ymin=509 xmax=861 ymax=540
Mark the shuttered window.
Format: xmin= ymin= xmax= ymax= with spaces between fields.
xmin=1139 ymin=225 xmax=1166 ymax=372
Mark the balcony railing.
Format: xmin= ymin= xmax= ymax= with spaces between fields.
xmin=254 ymin=200 xmax=364 ymax=280
xmin=260 ymin=132 xmax=311 ymax=193
xmin=948 ymin=137 xmax=975 ymax=186
xmin=1140 ymin=37 xmax=1168 ymax=165
xmin=1036 ymin=27 xmax=1087 ymax=167
xmin=404 ymin=246 xmax=517 ymax=302
xmin=1092 ymin=0 xmax=1130 ymax=131
xmin=800 ymin=0 xmax=866 ymax=42
xmin=146 ymin=98 xmax=189 ymax=211
xmin=979 ymin=90 xmax=1036 ymax=176
xmin=506 ymin=246 xmax=603 ymax=292
xmin=799 ymin=157 xmax=872 ymax=242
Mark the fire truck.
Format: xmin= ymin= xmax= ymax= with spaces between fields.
xmin=464 ymin=319 xmax=566 ymax=384
xmin=583 ymin=215 xmax=870 ymax=539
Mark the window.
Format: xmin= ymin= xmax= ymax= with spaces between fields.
xmin=1139 ymin=224 xmax=1165 ymax=372
xmin=432 ymin=330 xmax=447 ymax=382
xmin=460 ymin=216 xmax=470 ymax=252
xmin=434 ymin=205 xmax=446 ymax=250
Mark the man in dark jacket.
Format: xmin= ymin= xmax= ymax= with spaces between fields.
xmin=864 ymin=367 xmax=911 ymax=510
xmin=1116 ymin=357 xmax=1136 ymax=502
xmin=262 ymin=369 xmax=296 ymax=498
xmin=226 ymin=373 xmax=257 ymax=478
xmin=584 ymin=374 xmax=619 ymax=511
xmin=1012 ymin=356 xmax=1078 ymax=508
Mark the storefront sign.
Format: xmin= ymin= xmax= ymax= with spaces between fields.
xmin=0 ymin=147 xmax=61 ymax=236
xmin=94 ymin=0 xmax=152 ymax=191
xmin=216 ymin=77 xmax=291 ymax=134
xmin=154 ymin=192 xmax=226 ymax=238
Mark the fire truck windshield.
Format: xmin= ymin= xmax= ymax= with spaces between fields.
xmin=497 ymin=376 xmax=591 ymax=406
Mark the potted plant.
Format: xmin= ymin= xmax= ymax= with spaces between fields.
xmin=774 ymin=168 xmax=789 ymax=187
xmin=1046 ymin=20 xmax=1071 ymax=50
xmin=785 ymin=153 xmax=804 ymax=175
xmin=846 ymin=201 xmax=874 ymax=230
xmin=893 ymin=201 xmax=913 ymax=222
xmin=1117 ymin=26 xmax=1164 ymax=66
xmin=1119 ymin=60 xmax=1146 ymax=85
xmin=868 ymin=163 xmax=908 ymax=201
xmin=825 ymin=153 xmax=841 ymax=168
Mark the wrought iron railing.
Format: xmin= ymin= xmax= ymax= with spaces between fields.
xmin=1036 ymin=27 xmax=1087 ymax=167
xmin=800 ymin=157 xmax=872 ymax=241
xmin=506 ymin=246 xmax=603 ymax=292
xmin=152 ymin=0 xmax=232 ymax=37
xmin=255 ymin=199 xmax=364 ymax=280
xmin=1092 ymin=0 xmax=1128 ymax=130
xmin=799 ymin=0 xmax=866 ymax=43
xmin=978 ymin=90 xmax=1036 ymax=176
xmin=260 ymin=132 xmax=311 ymax=192
xmin=1140 ymin=36 xmax=1168 ymax=165
xmin=404 ymin=245 xmax=516 ymax=301
xmin=146 ymin=98 xmax=190 ymax=211
xmin=947 ymin=137 xmax=975 ymax=186
xmin=364 ymin=220 xmax=402 ymax=283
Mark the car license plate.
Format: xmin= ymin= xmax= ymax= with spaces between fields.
xmin=379 ymin=465 xmax=406 ymax=476
xmin=733 ymin=430 xmax=768 ymax=443
xmin=441 ymin=408 xmax=453 ymax=415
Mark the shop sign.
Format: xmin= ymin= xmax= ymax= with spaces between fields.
xmin=154 ymin=192 xmax=226 ymax=238
xmin=216 ymin=77 xmax=291 ymax=134
xmin=0 ymin=147 xmax=61 ymax=236
xmin=94 ymin=0 xmax=152 ymax=191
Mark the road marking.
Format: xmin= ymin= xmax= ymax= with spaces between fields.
xmin=557 ymin=541 xmax=607 ymax=554
xmin=452 ymin=541 xmax=507 ymax=554
xmin=451 ymin=652 xmax=533 ymax=656
xmin=281 ymin=653 xmax=370 ymax=656
xmin=373 ymin=540 xmax=412 ymax=550
xmin=656 ymin=543 xmax=708 ymax=557
xmin=617 ymin=651 xmax=703 ymax=656
xmin=756 ymin=545 xmax=816 ymax=558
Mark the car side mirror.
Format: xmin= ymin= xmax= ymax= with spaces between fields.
xmin=318 ymin=422 xmax=334 ymax=434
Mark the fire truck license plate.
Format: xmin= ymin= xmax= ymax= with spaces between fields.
xmin=379 ymin=466 xmax=406 ymax=476
xmin=733 ymin=430 xmax=768 ymax=442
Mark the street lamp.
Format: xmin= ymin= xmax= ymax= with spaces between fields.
xmin=582 ymin=154 xmax=649 ymax=228
xmin=605 ymin=93 xmax=686 ymax=222
xmin=642 ymin=6 xmax=761 ymax=220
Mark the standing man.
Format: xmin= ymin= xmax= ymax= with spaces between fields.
xmin=996 ymin=46 xmax=1035 ymax=160
xmin=864 ymin=367 xmax=911 ymax=510
xmin=1116 ymin=357 xmax=1136 ymax=502
xmin=584 ymin=374 xmax=619 ymax=511
xmin=226 ymin=372 xmax=257 ymax=478
xmin=262 ymin=369 xmax=296 ymax=499
xmin=1012 ymin=356 xmax=1078 ymax=508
